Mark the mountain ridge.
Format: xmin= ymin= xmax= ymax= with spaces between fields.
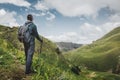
xmin=56 ymin=42 xmax=82 ymax=52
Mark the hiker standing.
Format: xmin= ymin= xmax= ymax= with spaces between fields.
xmin=18 ymin=14 xmax=43 ymax=74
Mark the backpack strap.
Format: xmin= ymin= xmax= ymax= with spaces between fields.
xmin=23 ymin=22 xmax=33 ymax=32
xmin=24 ymin=22 xmax=33 ymax=27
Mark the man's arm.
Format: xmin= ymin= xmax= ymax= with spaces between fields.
xmin=33 ymin=24 xmax=43 ymax=42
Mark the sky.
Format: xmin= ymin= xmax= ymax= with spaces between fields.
xmin=0 ymin=0 xmax=120 ymax=44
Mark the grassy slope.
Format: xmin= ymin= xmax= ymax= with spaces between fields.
xmin=0 ymin=25 xmax=59 ymax=80
xmin=64 ymin=26 xmax=120 ymax=72
xmin=0 ymin=25 xmax=120 ymax=80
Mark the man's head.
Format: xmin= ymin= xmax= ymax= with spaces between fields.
xmin=27 ymin=14 xmax=33 ymax=21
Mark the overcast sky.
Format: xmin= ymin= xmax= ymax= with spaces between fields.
xmin=0 ymin=0 xmax=120 ymax=44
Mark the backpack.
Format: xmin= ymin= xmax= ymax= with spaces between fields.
xmin=18 ymin=22 xmax=32 ymax=43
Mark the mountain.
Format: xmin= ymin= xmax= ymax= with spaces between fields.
xmin=64 ymin=26 xmax=120 ymax=73
xmin=0 ymin=25 xmax=120 ymax=80
xmin=56 ymin=42 xmax=82 ymax=52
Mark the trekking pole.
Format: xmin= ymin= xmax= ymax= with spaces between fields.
xmin=36 ymin=37 xmax=43 ymax=68
xmin=35 ymin=37 xmax=43 ymax=72
xmin=35 ymin=37 xmax=43 ymax=74
xmin=40 ymin=37 xmax=43 ymax=54
xmin=38 ymin=37 xmax=43 ymax=61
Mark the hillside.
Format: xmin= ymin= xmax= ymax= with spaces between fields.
xmin=56 ymin=42 xmax=82 ymax=52
xmin=0 ymin=25 xmax=60 ymax=79
xmin=64 ymin=26 xmax=120 ymax=73
xmin=0 ymin=25 xmax=120 ymax=80
xmin=0 ymin=25 xmax=57 ymax=54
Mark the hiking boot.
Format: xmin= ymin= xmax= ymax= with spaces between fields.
xmin=25 ymin=70 xmax=36 ymax=74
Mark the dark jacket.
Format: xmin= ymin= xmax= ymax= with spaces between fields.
xmin=25 ymin=21 xmax=42 ymax=44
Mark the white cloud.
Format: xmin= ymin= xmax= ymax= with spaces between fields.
xmin=0 ymin=9 xmax=6 ymax=15
xmin=31 ymin=12 xmax=46 ymax=17
xmin=79 ymin=23 xmax=103 ymax=39
xmin=34 ymin=1 xmax=56 ymax=21
xmin=34 ymin=0 xmax=120 ymax=17
xmin=31 ymin=12 xmax=42 ymax=17
xmin=0 ymin=0 xmax=31 ymax=8
xmin=0 ymin=9 xmax=19 ymax=27
xmin=34 ymin=1 xmax=48 ymax=11
xmin=46 ymin=32 xmax=93 ymax=44
xmin=109 ymin=13 xmax=120 ymax=22
xmin=34 ymin=0 xmax=120 ymax=44
xmin=46 ymin=12 xmax=55 ymax=21
xmin=79 ymin=22 xmax=120 ymax=43
xmin=46 ymin=21 xmax=120 ymax=44
xmin=46 ymin=32 xmax=79 ymax=42
xmin=101 ymin=22 xmax=120 ymax=33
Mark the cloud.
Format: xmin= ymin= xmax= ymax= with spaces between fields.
xmin=34 ymin=1 xmax=48 ymax=11
xmin=46 ymin=31 xmax=96 ymax=44
xmin=46 ymin=12 xmax=56 ymax=21
xmin=46 ymin=32 xmax=80 ymax=42
xmin=0 ymin=9 xmax=19 ymax=27
xmin=34 ymin=0 xmax=120 ymax=17
xmin=0 ymin=0 xmax=31 ymax=8
xmin=79 ymin=22 xmax=120 ymax=43
xmin=109 ymin=13 xmax=120 ymax=22
xmin=0 ymin=9 xmax=6 ymax=15
xmin=79 ymin=23 xmax=103 ymax=40
xmin=34 ymin=1 xmax=56 ymax=21
xmin=46 ymin=21 xmax=120 ymax=44
xmin=100 ymin=22 xmax=120 ymax=33
xmin=34 ymin=0 xmax=120 ymax=44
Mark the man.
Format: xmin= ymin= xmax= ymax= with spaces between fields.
xmin=23 ymin=14 xmax=43 ymax=74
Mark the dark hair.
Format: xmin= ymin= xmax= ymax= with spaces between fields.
xmin=27 ymin=14 xmax=33 ymax=21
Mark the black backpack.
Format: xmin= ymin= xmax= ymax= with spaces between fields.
xmin=18 ymin=22 xmax=32 ymax=43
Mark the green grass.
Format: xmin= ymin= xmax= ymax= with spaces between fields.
xmin=64 ymin=26 xmax=120 ymax=73
xmin=1 ymin=25 xmax=120 ymax=80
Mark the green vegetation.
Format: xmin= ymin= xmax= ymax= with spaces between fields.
xmin=64 ymin=26 xmax=120 ymax=73
xmin=0 ymin=25 xmax=120 ymax=80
